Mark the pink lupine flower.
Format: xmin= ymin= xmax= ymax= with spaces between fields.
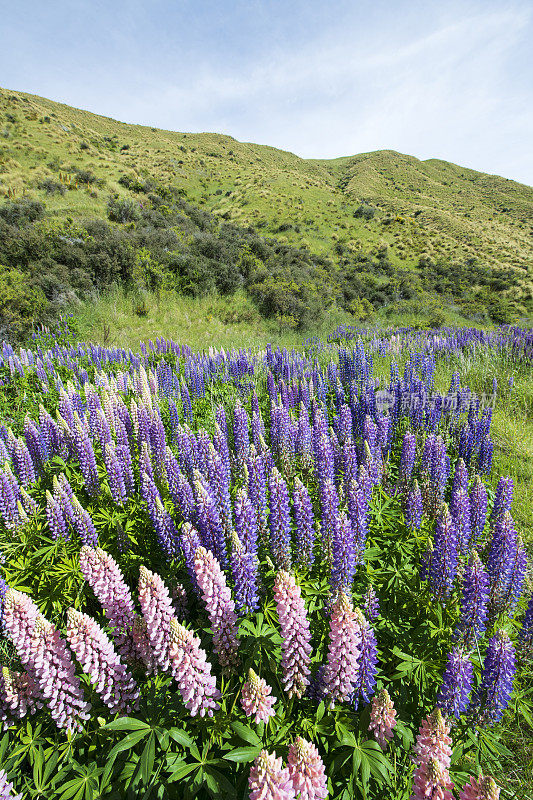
xmin=459 ymin=774 xmax=500 ymax=800
xmin=412 ymin=758 xmax=454 ymax=800
xmin=273 ymin=570 xmax=312 ymax=698
xmin=368 ymin=688 xmax=397 ymax=749
xmin=322 ymin=591 xmax=361 ymax=707
xmin=168 ymin=617 xmax=220 ymax=717
xmin=2 ymin=589 xmax=40 ymax=660
xmin=138 ymin=566 xmax=177 ymax=672
xmin=287 ymin=736 xmax=328 ymax=800
xmin=411 ymin=709 xmax=454 ymax=800
xmin=131 ymin=616 xmax=155 ymax=673
xmin=412 ymin=708 xmax=452 ymax=770
xmin=0 ymin=666 xmax=41 ymax=726
xmin=79 ymin=546 xmax=141 ymax=664
xmin=30 ymin=614 xmax=91 ymax=732
xmin=193 ymin=546 xmax=240 ymax=671
xmin=240 ymin=668 xmax=276 ymax=724
xmin=249 ymin=750 xmax=296 ymax=800
xmin=66 ymin=608 xmax=139 ymax=714
xmin=0 ymin=769 xmax=22 ymax=800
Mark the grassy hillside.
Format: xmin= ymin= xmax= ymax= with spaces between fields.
xmin=1 ymin=85 xmax=532 ymax=334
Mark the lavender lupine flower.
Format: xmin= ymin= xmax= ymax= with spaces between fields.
xmin=138 ymin=566 xmax=176 ymax=672
xmin=168 ymin=617 xmax=220 ymax=717
xmin=0 ymin=667 xmax=41 ymax=726
xmin=351 ymin=608 xmax=378 ymax=708
xmin=0 ymin=466 xmax=25 ymax=530
xmin=249 ymin=750 xmax=296 ymax=800
xmin=2 ymin=590 xmax=41 ymax=671
xmin=429 ymin=504 xmax=458 ymax=600
xmin=103 ymin=442 xmax=127 ymax=504
xmin=437 ymin=647 xmax=473 ymax=718
xmin=30 ymin=613 xmax=91 ymax=732
xmin=273 ymin=571 xmax=312 ymax=698
xmin=490 ymin=477 xmax=513 ymax=523
xmin=268 ymin=468 xmax=292 ymax=570
xmin=473 ymin=631 xmax=516 ymax=724
xmin=411 ymin=709 xmax=454 ymax=800
xmin=235 ymin=488 xmax=258 ymax=554
xmin=455 ymin=552 xmax=489 ymax=648
xmin=330 ymin=513 xmax=357 ymax=596
xmin=452 ymin=458 xmax=469 ymax=497
xmin=320 ymin=478 xmax=340 ymax=562
xmin=180 ymin=523 xmax=202 ymax=587
xmin=346 ymin=479 xmax=369 ymax=562
xmin=231 ymin=531 xmax=259 ymax=614
xmin=469 ymin=476 xmax=488 ymax=544
xmin=45 ymin=490 xmax=68 ymax=540
xmin=194 ymin=547 xmax=240 ymax=671
xmin=405 ymin=480 xmax=423 ymax=530
xmin=399 ymin=431 xmax=416 ymax=486
xmin=363 ymin=585 xmax=380 ymax=621
xmin=368 ymin=688 xmax=397 ymax=750
xmin=66 ymin=608 xmax=139 ymax=714
xmin=0 ymin=769 xmax=22 ymax=800
xmin=70 ymin=496 xmax=98 ymax=547
xmin=247 ymin=447 xmax=268 ymax=539
xmin=287 ymin=737 xmax=328 ymax=800
xmin=459 ymin=775 xmax=500 ymax=800
xmin=79 ymin=546 xmax=140 ymax=664
xmin=504 ymin=539 xmax=527 ymax=617
xmin=292 ymin=477 xmax=315 ymax=567
xmin=240 ymin=668 xmax=277 ymax=724
xmin=322 ymin=590 xmax=361 ymax=708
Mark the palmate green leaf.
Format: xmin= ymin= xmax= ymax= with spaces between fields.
xmin=223 ymin=746 xmax=262 ymax=763
xmin=230 ymin=721 xmax=262 ymax=746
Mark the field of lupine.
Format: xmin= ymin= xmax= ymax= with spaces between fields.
xmin=0 ymin=321 xmax=532 ymax=800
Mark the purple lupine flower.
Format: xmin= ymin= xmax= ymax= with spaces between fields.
xmin=405 ymin=479 xmax=424 ymax=530
xmin=168 ymin=618 xmax=220 ymax=717
xmin=79 ymin=546 xmax=141 ymax=665
xmin=207 ymin=443 xmax=232 ymax=534
xmin=473 ymin=631 xmax=516 ymax=724
xmin=429 ymin=504 xmax=458 ymax=600
xmin=194 ymin=546 xmax=240 ymax=671
xmin=138 ymin=566 xmax=177 ymax=672
xmin=451 ymin=489 xmax=471 ymax=554
xmin=233 ymin=401 xmax=250 ymax=469
xmin=104 ymin=442 xmax=127 ymax=504
xmin=330 ymin=513 xmax=356 ymax=596
xmin=399 ymin=431 xmax=416 ymax=486
xmin=452 ymin=458 xmax=469 ymax=497
xmin=71 ymin=496 xmax=98 ymax=547
xmin=194 ymin=477 xmax=228 ymax=567
xmin=12 ymin=437 xmax=36 ymax=487
xmin=363 ymin=585 xmax=380 ymax=621
xmin=319 ymin=478 xmax=340 ymax=562
xmin=235 ymin=488 xmax=258 ymax=555
xmin=314 ymin=429 xmax=335 ymax=490
xmin=357 ymin=464 xmax=373 ymax=502
xmin=273 ymin=570 xmax=312 ymax=698
xmin=487 ymin=511 xmax=517 ymax=616
xmin=322 ymin=590 xmax=361 ymax=708
xmin=437 ymin=647 xmax=473 ymax=718
xmin=346 ymin=479 xmax=369 ymax=562
xmin=268 ymin=468 xmax=292 ymax=570
xmin=351 ymin=609 xmax=378 ymax=708
xmin=455 ymin=551 xmax=489 ymax=648
xmin=66 ymin=608 xmax=139 ymax=714
xmin=292 ymin=477 xmax=315 ymax=567
xmin=297 ymin=404 xmax=314 ymax=471
xmin=45 ymin=490 xmax=68 ymax=540
xmin=230 ymin=531 xmax=259 ymax=614
xmin=247 ymin=447 xmax=268 ymax=539
xmin=505 ymin=539 xmax=527 ymax=617
xmin=214 ymin=421 xmax=231 ymax=480
xmin=469 ymin=476 xmax=488 ymax=544
xmin=490 ymin=477 xmax=513 ymax=523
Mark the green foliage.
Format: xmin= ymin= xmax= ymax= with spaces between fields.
xmin=0 ymin=267 xmax=46 ymax=339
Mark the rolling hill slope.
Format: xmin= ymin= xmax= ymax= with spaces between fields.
xmin=1 ymin=85 xmax=532 ymax=329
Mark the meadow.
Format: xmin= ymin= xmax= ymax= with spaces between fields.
xmin=0 ymin=317 xmax=532 ymax=800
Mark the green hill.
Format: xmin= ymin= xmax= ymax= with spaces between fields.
xmin=1 ymin=85 xmax=532 ymax=336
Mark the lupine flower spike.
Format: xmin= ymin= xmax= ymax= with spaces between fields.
xmin=459 ymin=774 xmax=500 ymax=800
xmin=287 ymin=737 xmax=328 ymax=800
xmin=249 ymin=750 xmax=296 ymax=800
xmin=368 ymin=688 xmax=397 ymax=749
xmin=240 ymin=668 xmax=276 ymax=724
xmin=273 ymin=570 xmax=312 ymax=698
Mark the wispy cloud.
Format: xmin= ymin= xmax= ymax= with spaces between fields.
xmin=1 ymin=0 xmax=532 ymax=183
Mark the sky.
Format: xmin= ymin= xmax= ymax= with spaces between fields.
xmin=1 ymin=0 xmax=532 ymax=185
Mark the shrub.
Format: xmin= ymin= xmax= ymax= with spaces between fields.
xmin=107 ymin=196 xmax=141 ymax=224
xmin=0 ymin=266 xmax=46 ymax=338
xmin=0 ymin=198 xmax=45 ymax=226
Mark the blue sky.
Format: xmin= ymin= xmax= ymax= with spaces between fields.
xmin=1 ymin=0 xmax=532 ymax=185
